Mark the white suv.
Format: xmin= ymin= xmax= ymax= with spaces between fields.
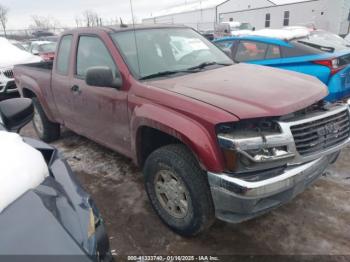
xmin=0 ymin=38 xmax=41 ymax=100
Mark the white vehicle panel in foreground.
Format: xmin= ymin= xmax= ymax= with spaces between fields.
xmin=0 ymin=37 xmax=41 ymax=68
xmin=0 ymin=131 xmax=49 ymax=213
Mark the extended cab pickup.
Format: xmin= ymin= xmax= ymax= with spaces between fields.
xmin=14 ymin=25 xmax=350 ymax=236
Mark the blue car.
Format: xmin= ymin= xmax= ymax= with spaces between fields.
xmin=214 ymin=30 xmax=350 ymax=102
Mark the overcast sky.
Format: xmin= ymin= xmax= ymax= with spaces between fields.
xmin=2 ymin=0 xmax=191 ymax=29
xmin=2 ymin=0 xmax=299 ymax=30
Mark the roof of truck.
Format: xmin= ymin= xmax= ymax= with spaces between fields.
xmin=64 ymin=24 xmax=188 ymax=34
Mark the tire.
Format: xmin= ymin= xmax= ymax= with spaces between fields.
xmin=144 ymin=144 xmax=215 ymax=236
xmin=32 ymin=97 xmax=60 ymax=142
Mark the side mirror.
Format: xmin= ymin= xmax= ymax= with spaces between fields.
xmin=32 ymin=50 xmax=39 ymax=55
xmin=0 ymin=98 xmax=34 ymax=132
xmin=85 ymin=66 xmax=122 ymax=89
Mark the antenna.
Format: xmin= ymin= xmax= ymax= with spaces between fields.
xmin=129 ymin=0 xmax=141 ymax=76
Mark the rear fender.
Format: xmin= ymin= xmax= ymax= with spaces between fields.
xmin=19 ymin=75 xmax=56 ymax=122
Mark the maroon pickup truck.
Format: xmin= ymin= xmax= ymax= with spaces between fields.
xmin=14 ymin=25 xmax=350 ymax=236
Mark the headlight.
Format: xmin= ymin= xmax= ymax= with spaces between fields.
xmin=88 ymin=207 xmax=96 ymax=238
xmin=217 ymin=119 xmax=295 ymax=173
xmin=87 ymin=197 xmax=102 ymax=238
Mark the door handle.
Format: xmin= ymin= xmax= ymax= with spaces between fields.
xmin=71 ymin=85 xmax=81 ymax=94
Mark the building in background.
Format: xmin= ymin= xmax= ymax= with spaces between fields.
xmin=218 ymin=0 xmax=350 ymax=36
xmin=142 ymin=0 xmax=226 ymax=32
xmin=143 ymin=0 xmax=350 ymax=36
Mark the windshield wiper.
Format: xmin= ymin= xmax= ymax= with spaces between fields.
xmin=186 ymin=61 xmax=232 ymax=71
xmin=139 ymin=62 xmax=232 ymax=80
xmin=139 ymin=69 xmax=197 ymax=80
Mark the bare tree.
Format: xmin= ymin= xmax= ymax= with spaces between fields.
xmin=0 ymin=4 xmax=9 ymax=37
xmin=75 ymin=16 xmax=83 ymax=28
xmin=30 ymin=15 xmax=61 ymax=30
xmin=82 ymin=10 xmax=102 ymax=27
xmin=31 ymin=15 xmax=51 ymax=30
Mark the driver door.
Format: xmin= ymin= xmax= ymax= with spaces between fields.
xmin=69 ymin=35 xmax=130 ymax=154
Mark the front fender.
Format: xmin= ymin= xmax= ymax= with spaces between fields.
xmin=131 ymin=103 xmax=226 ymax=173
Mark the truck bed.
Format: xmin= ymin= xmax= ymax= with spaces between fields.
xmin=13 ymin=61 xmax=55 ymax=116
xmin=16 ymin=61 xmax=53 ymax=71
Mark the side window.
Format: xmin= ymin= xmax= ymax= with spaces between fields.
xmin=215 ymin=41 xmax=234 ymax=49
xmin=56 ymin=35 xmax=73 ymax=75
xmin=76 ymin=36 xmax=119 ymax=78
xmin=265 ymin=45 xmax=281 ymax=59
xmin=283 ymin=11 xmax=290 ymax=26
xmin=215 ymin=40 xmax=236 ymax=58
xmin=235 ymin=41 xmax=268 ymax=62
xmin=265 ymin=13 xmax=271 ymax=28
xmin=280 ymin=42 xmax=324 ymax=58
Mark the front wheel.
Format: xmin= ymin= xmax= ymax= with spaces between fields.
xmin=143 ymin=144 xmax=215 ymax=236
xmin=32 ymin=97 xmax=60 ymax=142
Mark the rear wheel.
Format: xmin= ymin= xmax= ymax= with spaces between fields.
xmin=32 ymin=97 xmax=60 ymax=142
xmin=143 ymin=144 xmax=215 ymax=236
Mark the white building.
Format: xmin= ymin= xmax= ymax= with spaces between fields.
xmin=143 ymin=0 xmax=350 ymax=35
xmin=218 ymin=0 xmax=350 ymax=35
xmin=142 ymin=0 xmax=226 ymax=31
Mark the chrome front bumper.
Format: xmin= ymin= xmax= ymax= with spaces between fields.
xmin=207 ymin=152 xmax=340 ymax=223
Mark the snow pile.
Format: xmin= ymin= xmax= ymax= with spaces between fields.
xmin=0 ymin=131 xmax=49 ymax=213
xmin=0 ymin=37 xmax=41 ymax=68
xmin=231 ymin=27 xmax=310 ymax=40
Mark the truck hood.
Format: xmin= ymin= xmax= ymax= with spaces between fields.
xmin=148 ymin=63 xmax=328 ymax=119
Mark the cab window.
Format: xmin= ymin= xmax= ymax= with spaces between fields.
xmin=76 ymin=36 xmax=119 ymax=78
xmin=56 ymin=35 xmax=73 ymax=75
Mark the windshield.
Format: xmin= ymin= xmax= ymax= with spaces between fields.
xmin=111 ymin=28 xmax=233 ymax=79
xmin=38 ymin=43 xmax=56 ymax=53
xmin=298 ymin=30 xmax=350 ymax=52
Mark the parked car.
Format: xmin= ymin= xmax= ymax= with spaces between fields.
xmin=29 ymin=41 xmax=57 ymax=61
xmin=14 ymin=25 xmax=350 ymax=236
xmin=200 ymin=30 xmax=215 ymax=41
xmin=214 ymin=29 xmax=350 ymax=102
xmin=0 ymin=98 xmax=112 ymax=261
xmin=32 ymin=30 xmax=55 ymax=38
xmin=8 ymin=39 xmax=28 ymax=51
xmin=214 ymin=21 xmax=254 ymax=38
xmin=0 ymin=37 xmax=41 ymax=101
xmin=39 ymin=35 xmax=59 ymax=42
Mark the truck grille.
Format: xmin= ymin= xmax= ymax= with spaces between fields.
xmin=290 ymin=109 xmax=350 ymax=156
xmin=2 ymin=69 xmax=14 ymax=79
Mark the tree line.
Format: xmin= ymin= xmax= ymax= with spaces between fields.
xmin=0 ymin=4 xmax=126 ymax=37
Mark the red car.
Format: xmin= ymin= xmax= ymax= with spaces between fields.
xmin=14 ymin=25 xmax=350 ymax=236
xmin=29 ymin=41 xmax=56 ymax=61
